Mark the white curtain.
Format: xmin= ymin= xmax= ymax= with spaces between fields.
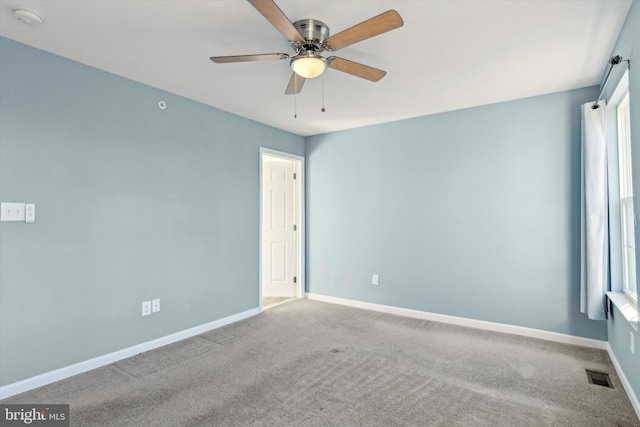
xmin=580 ymin=101 xmax=608 ymax=321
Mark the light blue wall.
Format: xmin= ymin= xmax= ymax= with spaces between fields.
xmin=306 ymin=86 xmax=607 ymax=341
xmin=0 ymin=37 xmax=304 ymax=386
xmin=606 ymin=0 xmax=640 ymax=404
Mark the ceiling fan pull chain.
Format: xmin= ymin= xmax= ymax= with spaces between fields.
xmin=293 ymin=74 xmax=298 ymax=118
xmin=321 ymin=79 xmax=326 ymax=113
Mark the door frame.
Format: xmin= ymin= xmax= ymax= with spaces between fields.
xmin=259 ymin=148 xmax=305 ymax=309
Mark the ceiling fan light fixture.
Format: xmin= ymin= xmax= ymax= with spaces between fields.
xmin=291 ymin=54 xmax=326 ymax=79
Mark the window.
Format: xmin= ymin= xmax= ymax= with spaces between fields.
xmin=616 ymin=89 xmax=638 ymax=302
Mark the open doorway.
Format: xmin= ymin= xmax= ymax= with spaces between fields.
xmin=260 ymin=148 xmax=304 ymax=310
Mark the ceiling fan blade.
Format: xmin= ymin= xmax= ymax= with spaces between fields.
xmin=285 ymin=73 xmax=306 ymax=95
xmin=248 ymin=0 xmax=304 ymax=42
xmin=327 ymin=57 xmax=386 ymax=82
xmin=324 ymin=10 xmax=403 ymax=51
xmin=210 ymin=53 xmax=290 ymax=63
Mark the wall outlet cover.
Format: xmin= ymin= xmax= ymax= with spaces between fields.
xmin=152 ymin=299 xmax=160 ymax=313
xmin=142 ymin=301 xmax=152 ymax=316
xmin=25 ymin=204 xmax=35 ymax=223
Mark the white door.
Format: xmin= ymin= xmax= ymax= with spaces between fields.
xmin=262 ymin=156 xmax=297 ymax=297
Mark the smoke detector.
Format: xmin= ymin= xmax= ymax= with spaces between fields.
xmin=13 ymin=9 xmax=44 ymax=25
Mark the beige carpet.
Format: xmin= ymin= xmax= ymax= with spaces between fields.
xmin=3 ymin=299 xmax=639 ymax=426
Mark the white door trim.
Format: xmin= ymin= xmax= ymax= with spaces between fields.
xmin=259 ymin=148 xmax=305 ymax=309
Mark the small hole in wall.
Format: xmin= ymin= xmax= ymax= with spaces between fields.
xmin=158 ymin=101 xmax=167 ymax=110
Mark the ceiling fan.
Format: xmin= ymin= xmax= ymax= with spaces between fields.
xmin=210 ymin=0 xmax=404 ymax=95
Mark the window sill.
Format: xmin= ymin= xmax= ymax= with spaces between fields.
xmin=606 ymin=291 xmax=639 ymax=332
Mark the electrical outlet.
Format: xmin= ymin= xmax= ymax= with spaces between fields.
xmin=372 ymin=274 xmax=379 ymax=285
xmin=152 ymin=299 xmax=160 ymax=313
xmin=631 ymin=332 xmax=635 ymax=355
xmin=142 ymin=301 xmax=152 ymax=316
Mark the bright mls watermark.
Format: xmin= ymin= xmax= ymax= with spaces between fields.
xmin=0 ymin=405 xmax=69 ymax=426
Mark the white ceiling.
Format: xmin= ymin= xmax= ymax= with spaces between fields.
xmin=0 ymin=0 xmax=632 ymax=137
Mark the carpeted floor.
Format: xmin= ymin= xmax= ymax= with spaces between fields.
xmin=3 ymin=299 xmax=639 ymax=426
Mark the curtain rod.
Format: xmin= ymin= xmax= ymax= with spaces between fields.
xmin=592 ymin=55 xmax=630 ymax=110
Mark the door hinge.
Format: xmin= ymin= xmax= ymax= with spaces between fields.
xmin=293 ymin=276 xmax=297 ymax=284
xmin=293 ymin=224 xmax=297 ymax=231
xmin=293 ymin=172 xmax=297 ymax=180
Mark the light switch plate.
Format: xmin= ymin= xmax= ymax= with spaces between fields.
xmin=152 ymin=299 xmax=160 ymax=313
xmin=1 ymin=203 xmax=26 ymax=221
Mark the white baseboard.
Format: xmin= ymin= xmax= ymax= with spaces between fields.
xmin=0 ymin=307 xmax=261 ymax=400
xmin=607 ymin=343 xmax=640 ymax=421
xmin=306 ymin=293 xmax=607 ymax=350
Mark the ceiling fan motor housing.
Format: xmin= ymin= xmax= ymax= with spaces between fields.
xmin=292 ymin=19 xmax=329 ymax=52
